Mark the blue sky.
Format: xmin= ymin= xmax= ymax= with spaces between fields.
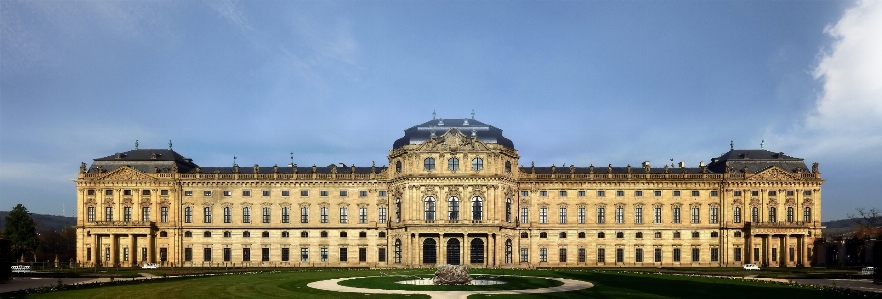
xmin=2 ymin=1 xmax=881 ymax=221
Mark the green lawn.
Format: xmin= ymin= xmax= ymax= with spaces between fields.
xmin=13 ymin=269 xmax=860 ymax=299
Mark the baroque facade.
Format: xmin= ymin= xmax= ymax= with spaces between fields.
xmin=75 ymin=118 xmax=824 ymax=268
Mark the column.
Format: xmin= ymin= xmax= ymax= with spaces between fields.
xmin=440 ymin=233 xmax=447 ymax=265
xmin=781 ymin=235 xmax=789 ymax=267
xmin=109 ymin=234 xmax=118 ymax=267
xmin=491 ymin=234 xmax=497 ymax=267
xmin=148 ymin=233 xmax=155 ymax=263
xmin=130 ymin=234 xmax=137 ymax=267
xmin=92 ymin=234 xmax=100 ymax=267
xmin=484 ymin=236 xmax=490 ymax=267
xmin=796 ymin=235 xmax=803 ymax=267
xmin=745 ymin=233 xmax=752 ymax=264
xmin=763 ymin=235 xmax=771 ymax=267
xmin=465 ymin=233 xmax=471 ymax=264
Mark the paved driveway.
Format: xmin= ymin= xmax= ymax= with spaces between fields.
xmin=791 ymin=279 xmax=882 ymax=293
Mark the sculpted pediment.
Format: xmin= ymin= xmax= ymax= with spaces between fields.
xmin=748 ymin=166 xmax=800 ymax=181
xmin=98 ymin=166 xmax=157 ymax=181
xmin=416 ymin=129 xmax=490 ymax=152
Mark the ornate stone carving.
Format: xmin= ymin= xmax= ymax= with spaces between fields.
xmin=103 ymin=197 xmax=115 ymax=206
xmin=98 ymin=166 xmax=157 ymax=181
xmin=749 ymin=198 xmax=761 ymax=207
xmin=139 ymin=197 xmax=151 ymax=207
xmin=85 ymin=198 xmax=97 ymax=206
xmin=748 ymin=166 xmax=800 ymax=181
xmin=433 ymin=264 xmax=471 ymax=285
xmin=416 ymin=129 xmax=490 ymax=152
xmin=121 ymin=198 xmax=134 ymax=207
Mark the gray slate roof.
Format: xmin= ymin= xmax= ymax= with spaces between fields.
xmin=393 ymin=118 xmax=515 ymax=149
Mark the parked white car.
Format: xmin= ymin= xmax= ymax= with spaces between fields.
xmin=860 ymin=267 xmax=875 ymax=275
xmin=141 ymin=263 xmax=159 ymax=269
xmin=11 ymin=265 xmax=32 ymax=273
xmin=743 ymin=264 xmax=761 ymax=271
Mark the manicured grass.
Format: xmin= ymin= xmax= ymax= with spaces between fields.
xmin=338 ymin=274 xmax=563 ymax=291
xmin=18 ymin=268 xmax=858 ymax=299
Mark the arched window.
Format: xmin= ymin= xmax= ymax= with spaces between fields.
xmin=204 ymin=231 xmax=211 ymax=238
xmin=223 ymin=231 xmax=231 ymax=238
xmin=505 ymin=161 xmax=512 ymax=173
xmin=734 ymin=231 xmax=742 ymax=238
xmin=616 ymin=232 xmax=624 ymax=238
xmin=448 ymin=197 xmax=460 ymax=221
xmin=520 ymin=232 xmax=528 ymax=238
xmin=159 ymin=231 xmax=168 ymax=237
xmin=539 ymin=232 xmax=548 ymax=238
xmin=395 ymin=161 xmax=402 ymax=173
xmin=423 ymin=238 xmax=437 ymax=264
xmin=320 ymin=231 xmax=328 ymax=238
xmin=673 ymin=231 xmax=681 ymax=238
xmin=635 ymin=232 xmax=643 ymax=238
xmin=262 ymin=231 xmax=269 ymax=238
xmin=504 ymin=239 xmax=513 ymax=264
xmin=378 ymin=231 xmax=386 ymax=238
xmin=559 ymin=232 xmax=567 ymax=238
xmin=448 ymin=158 xmax=459 ymax=171
xmin=710 ymin=231 xmax=719 ymax=238
xmin=359 ymin=231 xmax=367 ymax=238
xmin=597 ymin=232 xmax=605 ymax=238
xmin=394 ymin=239 xmax=402 ymax=263
xmin=471 ymin=158 xmax=483 ymax=170
xmin=470 ymin=238 xmax=484 ymax=264
xmin=340 ymin=231 xmax=348 ymax=238
xmin=692 ymin=231 xmax=700 ymax=238
xmin=184 ymin=231 xmax=192 ymax=237
xmin=424 ymin=196 xmax=436 ymax=221
xmin=282 ymin=231 xmax=289 ymax=238
xmin=300 ymin=231 xmax=308 ymax=238
xmin=242 ymin=231 xmax=250 ymax=237
xmin=578 ymin=232 xmax=586 ymax=238
xmin=395 ymin=198 xmax=401 ymax=223
xmin=803 ymin=207 xmax=812 ymax=222
xmin=471 ymin=196 xmax=483 ymax=221
xmin=424 ymin=158 xmax=435 ymax=171
xmin=505 ymin=198 xmax=512 ymax=223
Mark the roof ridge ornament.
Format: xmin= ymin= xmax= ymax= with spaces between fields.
xmin=433 ymin=110 xmax=436 ymax=120
xmin=471 ymin=109 xmax=475 ymax=119
xmin=135 ymin=140 xmax=139 ymax=150
xmin=761 ymin=140 xmax=764 ymax=150
xmin=438 ymin=118 xmax=444 ymax=126
xmin=169 ymin=140 xmax=173 ymax=150
xmin=730 ymin=140 xmax=733 ymax=150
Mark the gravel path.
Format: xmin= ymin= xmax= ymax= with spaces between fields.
xmin=307 ymin=275 xmax=594 ymax=299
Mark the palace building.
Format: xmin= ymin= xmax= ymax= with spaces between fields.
xmin=75 ymin=118 xmax=824 ymax=268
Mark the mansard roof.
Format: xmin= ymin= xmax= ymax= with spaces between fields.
xmin=90 ymin=149 xmax=198 ymax=174
xmin=393 ymin=118 xmax=515 ymax=150
xmin=520 ymin=166 xmax=707 ymax=174
xmin=190 ymin=165 xmax=385 ymax=174
xmin=707 ymin=149 xmax=809 ymax=174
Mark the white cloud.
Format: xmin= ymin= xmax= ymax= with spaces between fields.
xmin=204 ymin=0 xmax=251 ymax=32
xmin=771 ymin=0 xmax=882 ymax=159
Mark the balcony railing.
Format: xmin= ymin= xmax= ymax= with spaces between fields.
xmin=92 ymin=221 xmax=153 ymax=227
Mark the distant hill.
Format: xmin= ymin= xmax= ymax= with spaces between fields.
xmin=0 ymin=211 xmax=77 ymax=232
xmin=823 ymin=218 xmax=872 ymax=229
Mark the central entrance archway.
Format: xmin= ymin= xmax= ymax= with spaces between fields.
xmin=423 ymin=238 xmax=437 ymax=264
xmin=447 ymin=238 xmax=461 ymax=265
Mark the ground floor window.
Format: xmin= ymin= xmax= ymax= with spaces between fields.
xmin=635 ymin=248 xmax=643 ymax=263
xmin=470 ymin=238 xmax=484 ymax=264
xmin=710 ymin=248 xmax=719 ymax=262
xmin=754 ymin=247 xmax=760 ymax=262
xmin=578 ymin=248 xmax=586 ymax=263
xmin=204 ymin=248 xmax=212 ymax=262
xmin=616 ymin=248 xmax=624 ymax=263
xmin=505 ymin=240 xmax=513 ymax=264
xmin=243 ymin=248 xmax=251 ymax=262
xmin=734 ymin=247 xmax=741 ymax=262
xmin=262 ymin=248 xmax=270 ymax=262
xmin=772 ymin=248 xmax=778 ymax=262
xmin=282 ymin=248 xmax=290 ymax=262
xmin=539 ymin=248 xmax=547 ymax=262
xmin=321 ymin=248 xmax=328 ymax=262
xmin=340 ymin=248 xmax=348 ymax=262
xmin=520 ymin=248 xmax=529 ymax=262
xmin=301 ymin=248 xmax=309 ymax=262
xmin=423 ymin=238 xmax=437 ymax=264
xmin=654 ymin=248 xmax=662 ymax=262
xmin=673 ymin=248 xmax=681 ymax=262
xmin=359 ymin=248 xmax=367 ymax=262
xmin=223 ymin=248 xmax=231 ymax=262
xmin=597 ymin=248 xmax=606 ymax=263
xmin=691 ymin=248 xmax=700 ymax=262
xmin=789 ymin=247 xmax=795 ymax=262
xmin=379 ymin=247 xmax=387 ymax=262
xmin=559 ymin=248 xmax=567 ymax=263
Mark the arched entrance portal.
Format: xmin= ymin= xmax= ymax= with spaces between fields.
xmin=470 ymin=238 xmax=484 ymax=264
xmin=423 ymin=238 xmax=437 ymax=264
xmin=447 ymin=238 xmax=461 ymax=265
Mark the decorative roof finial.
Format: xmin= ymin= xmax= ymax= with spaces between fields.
xmin=730 ymin=140 xmax=733 ymax=150
xmin=168 ymin=140 xmax=173 ymax=150
xmin=471 ymin=109 xmax=475 ymax=119
xmin=290 ymin=152 xmax=294 ymax=165
xmin=233 ymin=156 xmax=237 ymax=167
xmin=135 ymin=140 xmax=139 ymax=150
xmin=432 ymin=110 xmax=436 ymax=120
xmin=761 ymin=140 xmax=764 ymax=150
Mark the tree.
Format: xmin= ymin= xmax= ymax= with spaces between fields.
xmin=2 ymin=204 xmax=40 ymax=261
xmin=847 ymin=207 xmax=882 ymax=265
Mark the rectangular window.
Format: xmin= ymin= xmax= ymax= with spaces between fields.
xmin=320 ymin=248 xmax=328 ymax=262
xmin=243 ymin=207 xmax=251 ymax=223
xmin=578 ymin=248 xmax=586 ymax=263
xmin=654 ymin=207 xmax=662 ymax=224
xmin=142 ymin=207 xmax=150 ymax=222
xmin=340 ymin=207 xmax=348 ymax=223
xmin=692 ymin=248 xmax=700 ymax=262
xmin=203 ymin=207 xmax=212 ymax=223
xmin=597 ymin=248 xmax=606 ymax=263
xmin=204 ymin=190 xmax=212 ymax=196
xmin=559 ymin=248 xmax=567 ymax=262
xmin=379 ymin=190 xmax=387 ymax=197
xmin=616 ymin=190 xmax=624 ymax=197
xmin=223 ymin=248 xmax=231 ymax=262
xmin=223 ymin=190 xmax=232 ymax=196
xmin=615 ymin=207 xmax=624 ymax=224
xmin=106 ymin=189 xmax=114 ymax=196
xmin=539 ymin=208 xmax=548 ymax=224
xmin=559 ymin=208 xmax=567 ymax=224
xmin=673 ymin=190 xmax=681 ymax=197
xmin=123 ymin=247 xmax=129 ymax=261
xmin=88 ymin=207 xmax=95 ymax=222
xmin=281 ymin=190 xmax=290 ymax=196
xmin=242 ymin=190 xmax=251 ymax=196
xmin=320 ymin=190 xmax=329 ymax=196
xmin=772 ymin=248 xmax=778 ymax=262
xmin=282 ymin=207 xmax=290 ymax=223
xmin=597 ymin=207 xmax=605 ymax=224
xmin=577 ymin=208 xmax=586 ymax=224
xmin=616 ymin=248 xmax=624 ymax=263
xmin=379 ymin=207 xmax=387 ymax=223
xmin=359 ymin=248 xmax=367 ymax=262
xmin=754 ymin=248 xmax=760 ymax=262
xmin=359 ymin=190 xmax=368 ymax=197
xmin=734 ymin=248 xmax=742 ymax=262
xmin=691 ymin=191 xmax=700 ymax=197
xmin=751 ymin=190 xmax=759 ymax=197
xmin=520 ymin=208 xmax=529 ymax=224
xmin=539 ymin=248 xmax=548 ymax=262
xmin=184 ymin=190 xmax=192 ymax=196
xmin=87 ymin=190 xmax=95 ymax=196
xmin=673 ymin=248 xmax=681 ymax=262
xmin=597 ymin=190 xmax=606 ymax=197
xmin=710 ymin=191 xmax=719 ymax=196
xmin=160 ymin=190 xmax=169 ymax=196
xmin=262 ymin=207 xmax=271 ymax=223
xmin=559 ymin=190 xmax=567 ymax=197
xmin=124 ymin=190 xmax=132 ymax=196
xmin=711 ymin=248 xmax=719 ymax=262
xmin=106 ymin=207 xmax=114 ymax=221
xmin=654 ymin=248 xmax=662 ymax=262
xmin=161 ymin=207 xmax=168 ymax=223
xmin=691 ymin=207 xmax=700 ymax=224
xmin=734 ymin=190 xmax=742 ymax=196
xmin=635 ymin=248 xmax=643 ymax=263
xmin=710 ymin=207 xmax=719 ymax=224
xmin=359 ymin=207 xmax=367 ymax=224
xmin=340 ymin=248 xmax=348 ymax=262
xmin=378 ymin=248 xmax=387 ymax=262
xmin=733 ymin=208 xmax=742 ymax=223
xmin=340 ymin=190 xmax=348 ymax=197
xmin=789 ymin=247 xmax=795 ymax=262
xmin=142 ymin=248 xmax=147 ymax=261
xmin=302 ymin=207 xmax=310 ymax=223
xmin=578 ymin=190 xmax=586 ymax=197
xmin=768 ymin=190 xmax=777 ymax=196
xmin=301 ymin=190 xmax=309 ymax=196
xmin=123 ymin=207 xmax=131 ymax=222
xmin=141 ymin=190 xmax=151 ymax=196
xmin=282 ymin=248 xmax=290 ymax=262
xmin=539 ymin=190 xmax=548 ymax=197
xmin=301 ymin=248 xmax=309 ymax=262
xmin=520 ymin=248 xmax=529 ymax=262
xmin=654 ymin=190 xmax=662 ymax=197
xmin=635 ymin=190 xmax=643 ymax=197
xmin=673 ymin=207 xmax=681 ymax=224
xmin=521 ymin=191 xmax=529 ymax=197
xmin=183 ymin=248 xmax=193 ymax=262
xmin=635 ymin=207 xmax=643 ymax=224
xmin=803 ymin=190 xmax=812 ymax=196
xmin=204 ymin=248 xmax=212 ymax=262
